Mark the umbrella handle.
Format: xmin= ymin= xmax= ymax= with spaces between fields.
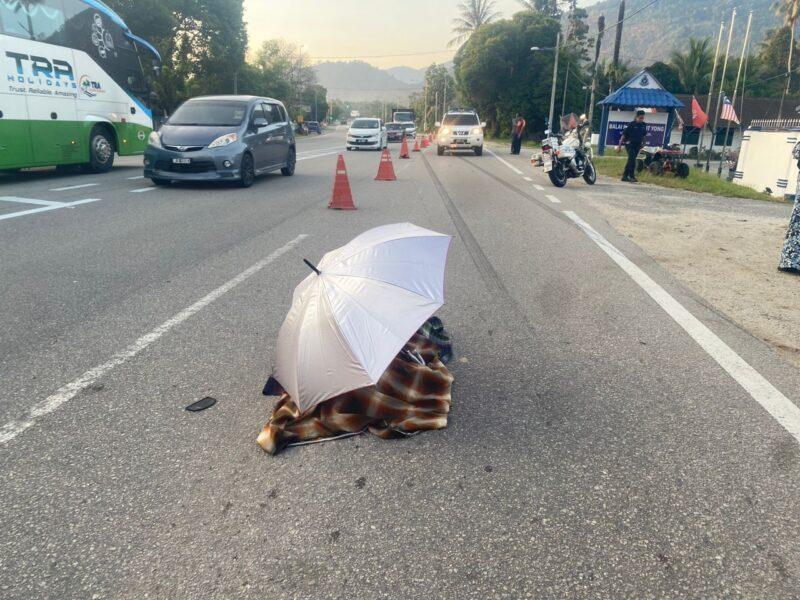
xmin=303 ymin=259 xmax=321 ymax=275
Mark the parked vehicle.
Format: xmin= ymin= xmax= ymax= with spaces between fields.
xmin=144 ymin=95 xmax=296 ymax=188
xmin=436 ymin=109 xmax=485 ymax=156
xmin=386 ymin=123 xmax=406 ymax=143
xmin=540 ymin=116 xmax=596 ymax=187
xmin=346 ymin=118 xmax=388 ymax=151
xmin=392 ymin=109 xmax=416 ymax=138
xmin=306 ymin=121 xmax=322 ymax=135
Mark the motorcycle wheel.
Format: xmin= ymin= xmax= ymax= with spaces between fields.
xmin=583 ymin=160 xmax=597 ymax=185
xmin=548 ymin=161 xmax=568 ymax=187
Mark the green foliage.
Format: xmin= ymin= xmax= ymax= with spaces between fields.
xmin=646 ymin=61 xmax=683 ymax=94
xmin=670 ymin=37 xmax=714 ymax=95
xmin=408 ymin=65 xmax=457 ymax=129
xmin=449 ymin=0 xmax=501 ymax=48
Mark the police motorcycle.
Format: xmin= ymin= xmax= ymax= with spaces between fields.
xmin=540 ymin=114 xmax=596 ymax=188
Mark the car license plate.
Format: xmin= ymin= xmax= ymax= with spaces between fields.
xmin=172 ymin=158 xmax=191 ymax=164
xmin=543 ymin=155 xmax=553 ymax=172
xmin=454 ymin=138 xmax=467 ymax=144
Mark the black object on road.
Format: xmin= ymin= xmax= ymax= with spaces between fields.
xmin=186 ymin=396 xmax=217 ymax=412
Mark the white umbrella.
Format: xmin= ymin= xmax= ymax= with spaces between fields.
xmin=272 ymin=223 xmax=452 ymax=414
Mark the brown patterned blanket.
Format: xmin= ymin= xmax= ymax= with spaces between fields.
xmin=257 ymin=323 xmax=453 ymax=455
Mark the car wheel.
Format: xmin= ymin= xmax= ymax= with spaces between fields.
xmin=437 ymin=145 xmax=445 ymax=156
xmin=281 ymin=147 xmax=296 ymax=176
xmin=239 ymin=153 xmax=255 ymax=188
xmin=151 ymin=177 xmax=171 ymax=186
xmin=474 ymin=145 xmax=483 ymax=156
xmin=87 ymin=126 xmax=115 ymax=173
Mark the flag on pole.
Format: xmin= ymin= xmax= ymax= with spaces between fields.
xmin=691 ymin=96 xmax=709 ymax=128
xmin=720 ymin=95 xmax=740 ymax=124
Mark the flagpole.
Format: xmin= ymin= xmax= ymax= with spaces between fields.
xmin=697 ymin=21 xmax=725 ymax=167
xmin=718 ymin=10 xmax=752 ymax=177
xmin=706 ymin=8 xmax=736 ymax=173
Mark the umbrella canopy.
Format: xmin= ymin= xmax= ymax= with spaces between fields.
xmin=273 ymin=223 xmax=452 ymax=414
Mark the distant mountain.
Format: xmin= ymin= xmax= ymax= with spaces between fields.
xmin=314 ymin=61 xmax=421 ymax=101
xmin=386 ymin=66 xmax=426 ymax=85
xmin=583 ymin=0 xmax=779 ymax=67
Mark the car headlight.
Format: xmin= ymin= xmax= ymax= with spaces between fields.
xmin=472 ymin=127 xmax=483 ymax=136
xmin=208 ymin=133 xmax=238 ymax=148
xmin=148 ymin=131 xmax=162 ymax=148
xmin=439 ymin=127 xmax=450 ymax=136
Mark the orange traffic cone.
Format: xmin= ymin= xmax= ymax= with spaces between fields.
xmin=413 ymin=138 xmax=421 ymax=152
xmin=328 ymin=154 xmax=356 ymax=210
xmin=375 ymin=148 xmax=397 ymax=181
xmin=421 ymin=136 xmax=430 ymax=148
xmin=399 ymin=137 xmax=410 ymax=159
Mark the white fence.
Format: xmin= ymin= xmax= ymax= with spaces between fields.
xmin=734 ymin=125 xmax=800 ymax=199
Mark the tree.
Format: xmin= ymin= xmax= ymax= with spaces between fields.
xmin=773 ymin=0 xmax=800 ymax=113
xmin=449 ymin=0 xmax=500 ymax=48
xmin=669 ymin=37 xmax=713 ymax=95
xmin=646 ymin=61 xmax=683 ymax=94
xmin=517 ymin=0 xmax=561 ymax=17
xmin=410 ymin=64 xmax=457 ymax=127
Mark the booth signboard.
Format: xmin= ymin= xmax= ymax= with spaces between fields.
xmin=604 ymin=111 xmax=669 ymax=148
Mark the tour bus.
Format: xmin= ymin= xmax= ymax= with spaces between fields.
xmin=0 ymin=0 xmax=161 ymax=172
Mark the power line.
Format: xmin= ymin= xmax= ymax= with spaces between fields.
xmin=311 ymin=49 xmax=452 ymax=60
xmin=599 ymin=0 xmax=660 ymax=37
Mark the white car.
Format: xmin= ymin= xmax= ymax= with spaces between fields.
xmin=346 ymin=118 xmax=388 ymax=151
xmin=436 ymin=109 xmax=485 ymax=156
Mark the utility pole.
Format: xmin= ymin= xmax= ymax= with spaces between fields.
xmin=779 ymin=18 xmax=797 ymax=118
xmin=443 ymin=74 xmax=448 ymax=117
xmin=587 ymin=15 xmax=605 ymax=133
xmin=423 ymin=79 xmax=429 ymax=133
xmin=233 ymin=70 xmax=238 ymax=95
xmin=434 ymin=91 xmax=439 ymax=125
xmin=697 ymin=21 xmax=725 ymax=167
xmin=561 ymin=65 xmax=570 ymax=119
xmin=548 ymin=32 xmax=561 ymax=133
xmin=706 ymin=8 xmax=736 ymax=173
xmin=719 ymin=10 xmax=752 ymax=177
xmin=610 ymin=0 xmax=625 ymax=93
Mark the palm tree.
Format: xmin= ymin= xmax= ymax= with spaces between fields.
xmin=517 ymin=0 xmax=561 ymax=16
xmin=669 ymin=37 xmax=713 ymax=94
xmin=774 ymin=0 xmax=800 ymax=115
xmin=448 ymin=0 xmax=500 ymax=48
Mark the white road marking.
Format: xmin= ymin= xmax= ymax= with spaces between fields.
xmin=564 ymin=210 xmax=800 ymax=445
xmin=297 ymin=149 xmax=342 ymax=162
xmin=0 ymin=234 xmax=308 ymax=446
xmin=534 ymin=184 xmax=545 ymax=191
xmin=127 ymin=175 xmax=145 ymax=180
xmin=0 ymin=196 xmax=65 ymax=207
xmin=487 ymin=149 xmax=524 ymax=175
xmin=0 ymin=199 xmax=100 ymax=222
xmin=546 ymin=194 xmax=562 ymax=204
xmin=297 ymin=146 xmax=342 ymax=156
xmin=523 ymin=177 xmax=532 ymax=181
xmin=130 ymin=187 xmax=156 ymax=193
xmin=49 ymin=183 xmax=98 ymax=192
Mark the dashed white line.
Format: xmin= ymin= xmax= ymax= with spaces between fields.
xmin=534 ymin=184 xmax=545 ymax=191
xmin=564 ymin=210 xmax=800 ymax=445
xmin=486 ymin=149 xmax=524 ymax=175
xmin=0 ymin=199 xmax=100 ymax=222
xmin=127 ymin=175 xmax=145 ymax=180
xmin=297 ymin=149 xmax=342 ymax=162
xmin=523 ymin=177 xmax=532 ymax=182
xmin=546 ymin=194 xmax=562 ymax=204
xmin=0 ymin=234 xmax=308 ymax=446
xmin=130 ymin=187 xmax=156 ymax=193
xmin=0 ymin=196 xmax=65 ymax=207
xmin=49 ymin=183 xmax=98 ymax=192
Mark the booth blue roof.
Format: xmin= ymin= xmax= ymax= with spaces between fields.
xmin=599 ymin=70 xmax=684 ymax=109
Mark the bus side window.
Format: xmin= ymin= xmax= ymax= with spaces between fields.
xmin=28 ymin=0 xmax=67 ymax=44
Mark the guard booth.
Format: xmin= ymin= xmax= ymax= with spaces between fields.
xmin=597 ymin=69 xmax=684 ymax=156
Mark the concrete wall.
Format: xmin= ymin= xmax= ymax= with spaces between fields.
xmin=666 ymin=128 xmax=743 ymax=151
xmin=733 ymin=129 xmax=799 ymax=199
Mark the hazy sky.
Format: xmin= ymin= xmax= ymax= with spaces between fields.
xmin=244 ymin=0 xmax=540 ymax=69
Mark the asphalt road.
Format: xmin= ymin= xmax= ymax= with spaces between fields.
xmin=2 ymin=129 xmax=800 ymax=599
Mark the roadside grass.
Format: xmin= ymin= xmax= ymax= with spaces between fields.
xmin=593 ymin=155 xmax=779 ymax=202
xmin=486 ymin=135 xmax=540 ymax=150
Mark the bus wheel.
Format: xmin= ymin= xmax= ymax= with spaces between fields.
xmin=87 ymin=127 xmax=115 ymax=173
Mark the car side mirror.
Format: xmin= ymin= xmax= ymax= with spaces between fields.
xmin=480 ymin=122 xmax=486 ymax=128
xmin=252 ymin=117 xmax=268 ymax=129
xmin=435 ymin=121 xmax=441 ymax=128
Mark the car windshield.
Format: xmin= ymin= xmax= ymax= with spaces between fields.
xmin=168 ymin=101 xmax=248 ymax=126
xmin=394 ymin=113 xmax=413 ymax=121
xmin=443 ymin=113 xmax=480 ymax=126
xmin=351 ymin=119 xmax=379 ymax=129
xmin=387 ymin=124 xmax=403 ymax=130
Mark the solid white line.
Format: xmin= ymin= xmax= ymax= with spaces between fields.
xmin=297 ymin=149 xmax=342 ymax=162
xmin=534 ymin=184 xmax=545 ymax=191
xmin=523 ymin=177 xmax=532 ymax=182
xmin=564 ymin=210 xmax=800 ymax=445
xmin=546 ymin=194 xmax=562 ymax=204
xmin=0 ymin=234 xmax=308 ymax=446
xmin=49 ymin=183 xmax=98 ymax=192
xmin=0 ymin=199 xmax=100 ymax=222
xmin=487 ymin=149 xmax=524 ymax=175
xmin=127 ymin=175 xmax=145 ymax=180
xmin=0 ymin=196 xmax=66 ymax=207
xmin=130 ymin=187 xmax=156 ymax=193
xmin=297 ymin=146 xmax=342 ymax=156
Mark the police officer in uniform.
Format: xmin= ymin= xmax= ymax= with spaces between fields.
xmin=617 ymin=110 xmax=647 ymax=183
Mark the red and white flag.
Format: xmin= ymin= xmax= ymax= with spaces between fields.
xmin=721 ymin=95 xmax=740 ymax=124
xmin=691 ymin=96 xmax=708 ymax=128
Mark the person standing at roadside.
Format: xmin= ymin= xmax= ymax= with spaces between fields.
xmin=511 ymin=113 xmax=526 ymax=155
xmin=779 ymin=142 xmax=800 ymax=274
xmin=616 ymin=110 xmax=647 ymax=183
